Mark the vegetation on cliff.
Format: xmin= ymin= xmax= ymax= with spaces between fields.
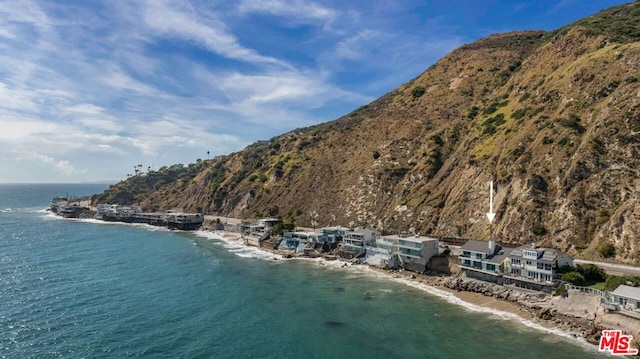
xmin=94 ymin=2 xmax=640 ymax=264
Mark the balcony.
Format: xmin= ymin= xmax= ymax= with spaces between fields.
xmin=398 ymin=241 xmax=422 ymax=249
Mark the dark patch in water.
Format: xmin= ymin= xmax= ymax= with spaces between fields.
xmin=325 ymin=321 xmax=346 ymax=328
xmin=332 ymin=287 xmax=345 ymax=292
xmin=363 ymin=292 xmax=375 ymax=301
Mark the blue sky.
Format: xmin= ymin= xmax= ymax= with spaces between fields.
xmin=0 ymin=0 xmax=630 ymax=183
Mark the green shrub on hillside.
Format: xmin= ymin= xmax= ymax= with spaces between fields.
xmin=467 ymin=106 xmax=479 ymax=119
xmin=598 ymin=241 xmax=616 ymax=258
xmin=558 ymin=114 xmax=585 ymax=134
xmin=531 ymin=223 xmax=547 ymax=235
xmin=482 ymin=113 xmax=506 ymax=134
xmin=511 ymin=107 xmax=529 ymax=120
xmin=412 ymin=86 xmax=426 ymax=99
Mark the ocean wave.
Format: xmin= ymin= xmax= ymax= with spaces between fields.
xmin=192 ymin=230 xmax=283 ymax=261
xmin=1 ymin=207 xmax=50 ymax=213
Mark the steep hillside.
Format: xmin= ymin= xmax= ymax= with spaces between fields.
xmin=95 ymin=2 xmax=640 ymax=264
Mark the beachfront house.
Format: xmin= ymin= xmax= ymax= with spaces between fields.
xmin=458 ymin=239 xmax=512 ymax=280
xmin=606 ymin=285 xmax=640 ymax=312
xmin=165 ymin=212 xmax=204 ymax=230
xmin=279 ymin=231 xmax=328 ymax=253
xmin=319 ymin=226 xmax=350 ymax=242
xmin=364 ymin=236 xmax=395 ymax=268
xmin=507 ymin=243 xmax=572 ymax=283
xmin=342 ymin=229 xmax=379 ymax=256
xmin=258 ymin=218 xmax=281 ymax=229
xmin=237 ymin=218 xmax=282 ymax=235
xmin=374 ymin=234 xmax=439 ymax=272
xmin=98 ymin=204 xmax=142 ymax=220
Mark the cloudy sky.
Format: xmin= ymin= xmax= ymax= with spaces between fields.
xmin=0 ymin=0 xmax=629 ymax=183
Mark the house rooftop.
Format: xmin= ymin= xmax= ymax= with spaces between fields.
xmin=510 ymin=244 xmax=569 ymax=263
xmin=320 ymin=226 xmax=350 ymax=231
xmin=487 ymin=247 xmax=513 ymax=264
xmin=461 ymin=239 xmax=496 ymax=253
xmin=611 ymin=285 xmax=640 ymax=301
xmin=382 ymin=234 xmax=438 ymax=242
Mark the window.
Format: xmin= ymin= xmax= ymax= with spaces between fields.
xmin=544 ymin=264 xmax=552 ymax=271
xmin=526 ymin=260 xmax=532 ymax=265
xmin=463 ymin=259 xmax=471 ymax=266
xmin=476 ymin=253 xmax=483 ymax=259
xmin=462 ymin=251 xmax=471 ymax=257
xmin=537 ymin=263 xmax=544 ymax=269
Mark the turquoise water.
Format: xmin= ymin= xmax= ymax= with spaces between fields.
xmin=0 ymin=184 xmax=607 ymax=358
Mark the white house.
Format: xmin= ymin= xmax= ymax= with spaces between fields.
xmin=608 ymin=285 xmax=640 ymax=312
xmin=508 ymin=243 xmax=572 ymax=283
xmin=258 ymin=218 xmax=281 ymax=229
xmin=342 ymin=229 xmax=379 ymax=255
xmin=319 ymin=226 xmax=350 ymax=243
xmin=369 ymin=234 xmax=439 ymax=272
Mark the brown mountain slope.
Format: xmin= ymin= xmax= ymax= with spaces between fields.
xmin=95 ymin=2 xmax=640 ymax=264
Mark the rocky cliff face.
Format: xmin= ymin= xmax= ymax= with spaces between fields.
xmin=94 ymin=3 xmax=640 ymax=264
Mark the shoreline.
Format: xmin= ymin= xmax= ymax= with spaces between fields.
xmin=46 ymin=214 xmax=638 ymax=353
xmin=194 ymin=229 xmax=608 ymax=352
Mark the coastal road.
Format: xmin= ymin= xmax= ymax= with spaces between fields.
xmin=574 ymin=259 xmax=640 ymax=276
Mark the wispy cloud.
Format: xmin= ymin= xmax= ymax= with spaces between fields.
xmin=5 ymin=0 xmax=618 ymax=182
xmin=237 ymin=0 xmax=337 ymax=26
xmin=13 ymin=151 xmax=76 ymax=175
xmin=335 ymin=29 xmax=388 ymax=61
xmin=0 ymin=0 xmax=471 ymax=182
xmin=142 ymin=0 xmax=289 ymax=68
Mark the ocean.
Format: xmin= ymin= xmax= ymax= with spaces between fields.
xmin=0 ymin=183 xmax=607 ymax=358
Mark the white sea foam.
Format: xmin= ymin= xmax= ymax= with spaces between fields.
xmin=192 ymin=230 xmax=283 ymax=261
